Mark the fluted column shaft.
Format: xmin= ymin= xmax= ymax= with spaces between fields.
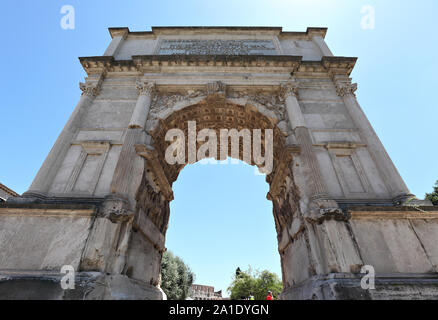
xmin=129 ymin=81 xmax=155 ymax=129
xmin=110 ymin=81 xmax=155 ymax=197
xmin=281 ymin=82 xmax=330 ymax=202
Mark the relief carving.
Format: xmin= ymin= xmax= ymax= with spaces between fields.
xmin=271 ymin=165 xmax=301 ymax=238
xmin=135 ymin=170 xmax=170 ymax=234
xmin=149 ymin=89 xmax=287 ymax=123
xmin=206 ymin=81 xmax=226 ymax=96
xmin=149 ymin=90 xmax=206 ymax=120
xmin=228 ymin=90 xmax=287 ymax=122
xmin=158 ymin=39 xmax=277 ymax=55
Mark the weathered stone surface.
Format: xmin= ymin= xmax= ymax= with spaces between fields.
xmin=0 ymin=204 xmax=95 ymax=270
xmin=280 ymin=273 xmax=438 ymax=300
xmin=0 ymin=271 xmax=164 ymax=300
xmin=1 ymin=26 xmax=437 ymax=300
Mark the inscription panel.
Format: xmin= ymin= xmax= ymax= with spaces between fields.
xmin=158 ymin=39 xmax=278 ymax=55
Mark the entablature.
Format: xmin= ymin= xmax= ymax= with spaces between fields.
xmin=79 ymin=55 xmax=357 ymax=78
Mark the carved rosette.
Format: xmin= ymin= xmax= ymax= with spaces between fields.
xmin=136 ymin=80 xmax=156 ymax=97
xmin=280 ymin=81 xmax=299 ymax=99
xmin=335 ymin=81 xmax=357 ymax=97
xmin=79 ymin=81 xmax=102 ymax=97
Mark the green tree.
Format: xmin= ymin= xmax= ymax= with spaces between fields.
xmin=228 ymin=267 xmax=282 ymax=300
xmin=160 ymin=251 xmax=195 ymax=300
xmin=425 ymin=180 xmax=438 ymax=205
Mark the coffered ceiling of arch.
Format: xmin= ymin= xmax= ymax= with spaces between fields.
xmin=148 ymin=99 xmax=287 ymax=186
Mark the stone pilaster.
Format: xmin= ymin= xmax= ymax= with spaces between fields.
xmin=333 ymin=75 xmax=412 ymax=201
xmin=110 ymin=81 xmax=155 ymax=200
xmin=25 ymin=76 xmax=103 ymax=197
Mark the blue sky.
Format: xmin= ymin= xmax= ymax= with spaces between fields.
xmin=1 ymin=0 xmax=437 ymax=296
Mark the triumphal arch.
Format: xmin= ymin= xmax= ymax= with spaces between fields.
xmin=1 ymin=27 xmax=437 ymax=300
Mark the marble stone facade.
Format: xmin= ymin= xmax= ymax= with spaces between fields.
xmin=0 ymin=26 xmax=437 ymax=300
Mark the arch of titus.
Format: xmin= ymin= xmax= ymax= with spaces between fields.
xmin=1 ymin=26 xmax=437 ymax=300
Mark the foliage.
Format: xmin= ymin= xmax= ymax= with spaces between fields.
xmin=160 ymin=251 xmax=195 ymax=300
xmin=425 ymin=180 xmax=438 ymax=205
xmin=227 ymin=267 xmax=282 ymax=300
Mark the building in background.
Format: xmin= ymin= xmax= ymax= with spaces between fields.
xmin=189 ymin=284 xmax=222 ymax=300
xmin=0 ymin=183 xmax=18 ymax=202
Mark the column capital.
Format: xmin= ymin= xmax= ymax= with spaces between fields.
xmin=136 ymin=80 xmax=156 ymax=97
xmin=334 ymin=77 xmax=357 ymax=97
xmin=79 ymin=80 xmax=102 ymax=97
xmin=280 ymin=81 xmax=299 ymax=99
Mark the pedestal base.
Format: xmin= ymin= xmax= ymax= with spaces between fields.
xmin=280 ymin=273 xmax=438 ymax=300
xmin=0 ymin=271 xmax=165 ymax=300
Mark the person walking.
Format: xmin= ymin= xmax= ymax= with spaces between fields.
xmin=266 ymin=291 xmax=273 ymax=300
xmin=248 ymin=292 xmax=255 ymax=300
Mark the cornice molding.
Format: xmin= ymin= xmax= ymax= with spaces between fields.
xmin=108 ymin=27 xmax=129 ymax=39
xmin=79 ymin=55 xmax=356 ymax=77
xmin=313 ymin=142 xmax=367 ymax=150
xmin=107 ymin=26 xmax=328 ymax=39
xmin=322 ymin=56 xmax=357 ymax=77
xmin=348 ymin=206 xmax=438 ymax=219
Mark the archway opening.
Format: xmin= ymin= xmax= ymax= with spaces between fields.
xmin=133 ymin=97 xmax=301 ymax=298
xmin=166 ymin=158 xmax=281 ymax=297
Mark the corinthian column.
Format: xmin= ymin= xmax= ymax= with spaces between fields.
xmin=25 ymin=77 xmax=103 ymax=198
xmin=281 ymin=81 xmax=335 ymax=209
xmin=110 ymin=81 xmax=155 ymax=198
xmin=129 ymin=81 xmax=155 ymax=129
xmin=333 ymin=75 xmax=411 ymax=200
